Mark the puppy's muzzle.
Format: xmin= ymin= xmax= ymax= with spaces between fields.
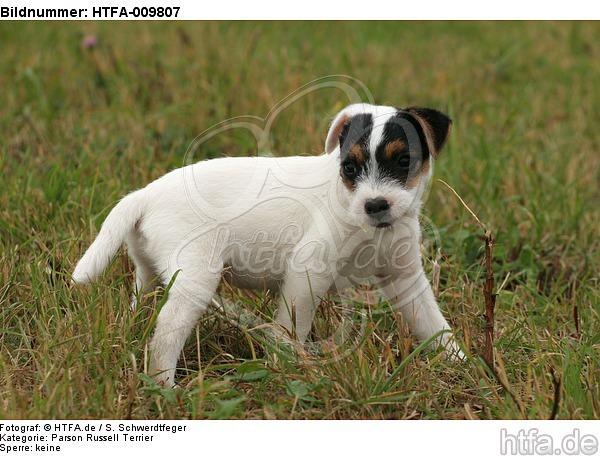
xmin=364 ymin=198 xmax=392 ymax=228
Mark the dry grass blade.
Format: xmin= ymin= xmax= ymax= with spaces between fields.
xmin=438 ymin=179 xmax=497 ymax=372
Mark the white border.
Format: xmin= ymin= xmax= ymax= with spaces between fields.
xmin=1 ymin=0 xmax=599 ymax=19
xmin=0 ymin=420 xmax=599 ymax=456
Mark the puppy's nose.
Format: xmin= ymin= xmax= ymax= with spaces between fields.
xmin=364 ymin=198 xmax=390 ymax=216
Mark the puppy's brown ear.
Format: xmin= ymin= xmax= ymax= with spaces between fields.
xmin=325 ymin=104 xmax=371 ymax=154
xmin=325 ymin=109 xmax=351 ymax=154
xmin=405 ymin=107 xmax=452 ymax=157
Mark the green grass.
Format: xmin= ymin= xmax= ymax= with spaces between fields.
xmin=1 ymin=21 xmax=598 ymax=419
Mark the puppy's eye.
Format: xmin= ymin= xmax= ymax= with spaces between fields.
xmin=343 ymin=162 xmax=358 ymax=177
xmin=397 ymin=154 xmax=410 ymax=170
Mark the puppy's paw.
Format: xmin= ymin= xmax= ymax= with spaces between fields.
xmin=261 ymin=323 xmax=307 ymax=355
xmin=147 ymin=366 xmax=176 ymax=389
xmin=442 ymin=340 xmax=467 ymax=362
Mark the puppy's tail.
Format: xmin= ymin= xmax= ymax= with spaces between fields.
xmin=72 ymin=189 xmax=146 ymax=284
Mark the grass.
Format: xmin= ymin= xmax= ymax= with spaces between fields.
xmin=0 ymin=21 xmax=598 ymax=419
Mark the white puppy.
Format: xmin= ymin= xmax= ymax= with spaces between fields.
xmin=73 ymin=103 xmax=463 ymax=386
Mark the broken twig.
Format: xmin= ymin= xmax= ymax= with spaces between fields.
xmin=438 ymin=179 xmax=497 ymax=371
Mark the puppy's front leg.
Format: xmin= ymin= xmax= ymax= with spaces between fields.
xmin=274 ymin=274 xmax=330 ymax=344
xmin=380 ymin=270 xmax=464 ymax=360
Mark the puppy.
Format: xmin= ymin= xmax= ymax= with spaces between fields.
xmin=73 ymin=103 xmax=463 ymax=386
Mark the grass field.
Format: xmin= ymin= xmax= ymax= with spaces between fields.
xmin=0 ymin=21 xmax=598 ymax=419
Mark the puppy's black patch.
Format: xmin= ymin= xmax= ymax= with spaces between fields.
xmin=374 ymin=115 xmax=426 ymax=187
xmin=339 ymin=113 xmax=373 ymax=191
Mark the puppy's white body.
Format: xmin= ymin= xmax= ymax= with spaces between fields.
xmin=73 ymin=103 xmax=462 ymax=386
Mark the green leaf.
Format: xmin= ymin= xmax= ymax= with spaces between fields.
xmin=207 ymin=397 xmax=246 ymax=419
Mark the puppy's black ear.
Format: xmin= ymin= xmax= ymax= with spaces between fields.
xmin=405 ymin=107 xmax=452 ymax=156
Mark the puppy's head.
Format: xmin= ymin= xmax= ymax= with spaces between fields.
xmin=326 ymin=103 xmax=451 ymax=228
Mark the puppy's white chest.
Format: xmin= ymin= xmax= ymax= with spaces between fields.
xmin=221 ymin=216 xmax=420 ymax=294
xmin=333 ymin=223 xmax=421 ymax=286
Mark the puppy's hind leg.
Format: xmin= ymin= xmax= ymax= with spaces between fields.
xmin=127 ymin=234 xmax=159 ymax=311
xmin=148 ymin=266 xmax=222 ymax=387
